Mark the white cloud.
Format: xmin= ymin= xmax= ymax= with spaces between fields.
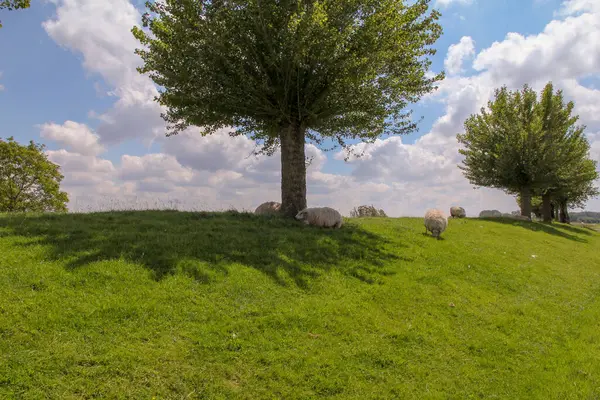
xmin=42 ymin=0 xmax=165 ymax=146
xmin=444 ymin=36 xmax=475 ymax=76
xmin=0 ymin=72 xmax=4 ymax=91
xmin=555 ymin=0 xmax=600 ymax=16
xmin=119 ymin=153 xmax=195 ymax=184
xmin=47 ymin=149 xmax=115 ymax=175
xmin=45 ymin=149 xmax=121 ymax=205
xmin=39 ymin=121 xmax=105 ymax=156
xmin=436 ymin=0 xmax=474 ymax=7
xmin=472 ymin=13 xmax=600 ymax=88
xmin=589 ymin=131 xmax=600 ymax=164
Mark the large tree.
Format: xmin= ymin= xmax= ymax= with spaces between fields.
xmin=0 ymin=137 xmax=68 ymax=213
xmin=457 ymin=82 xmax=591 ymax=219
xmin=0 ymin=0 xmax=30 ymax=28
xmin=132 ymin=0 xmax=444 ymax=217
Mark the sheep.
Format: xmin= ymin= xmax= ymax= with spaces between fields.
xmin=424 ymin=209 xmax=448 ymax=239
xmin=255 ymin=201 xmax=281 ymax=216
xmin=450 ymin=206 xmax=466 ymax=218
xmin=479 ymin=210 xmax=502 ymax=218
xmin=295 ymin=207 xmax=343 ymax=228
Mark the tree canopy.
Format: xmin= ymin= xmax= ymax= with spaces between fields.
xmin=133 ymin=0 xmax=443 ymax=216
xmin=457 ymin=82 xmax=597 ymax=219
xmin=0 ymin=0 xmax=30 ymax=28
xmin=0 ymin=137 xmax=69 ymax=213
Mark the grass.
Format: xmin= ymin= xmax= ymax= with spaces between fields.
xmin=573 ymin=222 xmax=600 ymax=232
xmin=1 ymin=211 xmax=599 ymax=399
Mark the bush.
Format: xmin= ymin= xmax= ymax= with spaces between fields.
xmin=349 ymin=205 xmax=387 ymax=218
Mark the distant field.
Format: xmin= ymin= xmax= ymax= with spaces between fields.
xmin=1 ymin=212 xmax=599 ymax=399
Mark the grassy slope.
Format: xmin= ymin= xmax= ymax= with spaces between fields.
xmin=0 ymin=211 xmax=599 ymax=399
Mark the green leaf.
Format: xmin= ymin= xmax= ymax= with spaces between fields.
xmin=0 ymin=137 xmax=69 ymax=213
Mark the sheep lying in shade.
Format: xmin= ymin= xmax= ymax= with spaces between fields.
xmin=255 ymin=201 xmax=281 ymax=215
xmin=295 ymin=207 xmax=343 ymax=228
xmin=450 ymin=206 xmax=466 ymax=218
xmin=424 ymin=209 xmax=448 ymax=239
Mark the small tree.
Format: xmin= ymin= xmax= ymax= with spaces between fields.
xmin=0 ymin=0 xmax=30 ymax=28
xmin=458 ymin=85 xmax=544 ymax=217
xmin=133 ymin=0 xmax=444 ymax=217
xmin=458 ymin=82 xmax=588 ymax=219
xmin=0 ymin=137 xmax=68 ymax=212
xmin=551 ymin=158 xmax=599 ymax=223
xmin=349 ymin=205 xmax=387 ymax=218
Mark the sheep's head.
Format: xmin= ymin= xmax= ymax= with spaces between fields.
xmin=295 ymin=209 xmax=308 ymax=221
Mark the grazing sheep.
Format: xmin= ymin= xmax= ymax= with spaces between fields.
xmin=255 ymin=201 xmax=281 ymax=216
xmin=295 ymin=207 xmax=343 ymax=228
xmin=424 ymin=209 xmax=448 ymax=239
xmin=450 ymin=206 xmax=466 ymax=218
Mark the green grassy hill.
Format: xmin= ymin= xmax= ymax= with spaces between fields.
xmin=1 ymin=211 xmax=599 ymax=399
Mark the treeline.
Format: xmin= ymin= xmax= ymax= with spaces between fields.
xmin=570 ymin=212 xmax=600 ymax=224
xmin=458 ymin=82 xmax=598 ymax=223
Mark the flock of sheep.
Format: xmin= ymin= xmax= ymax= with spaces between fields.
xmin=254 ymin=201 xmax=468 ymax=240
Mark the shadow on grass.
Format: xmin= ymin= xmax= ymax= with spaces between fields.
xmin=479 ymin=217 xmax=591 ymax=243
xmin=0 ymin=211 xmax=408 ymax=288
xmin=421 ymin=233 xmax=445 ymax=241
xmin=582 ymin=225 xmax=600 ymax=233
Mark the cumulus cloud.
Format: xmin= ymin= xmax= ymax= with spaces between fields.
xmin=472 ymin=13 xmax=600 ymax=88
xmin=39 ymin=121 xmax=105 ymax=156
xmin=45 ymin=149 xmax=120 ymax=203
xmin=436 ymin=0 xmax=474 ymax=7
xmin=42 ymin=0 xmax=165 ymax=145
xmin=444 ymin=36 xmax=475 ymax=76
xmin=119 ymin=153 xmax=195 ymax=184
xmin=555 ymin=0 xmax=600 ymax=17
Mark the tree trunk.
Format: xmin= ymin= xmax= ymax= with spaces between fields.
xmin=520 ymin=187 xmax=532 ymax=218
xmin=559 ymin=200 xmax=570 ymax=224
xmin=280 ymin=123 xmax=307 ymax=218
xmin=550 ymin=202 xmax=556 ymax=220
xmin=541 ymin=193 xmax=552 ymax=223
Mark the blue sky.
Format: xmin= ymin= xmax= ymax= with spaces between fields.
xmin=1 ymin=0 xmax=599 ymax=215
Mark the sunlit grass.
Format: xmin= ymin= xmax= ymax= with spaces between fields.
xmin=1 ymin=211 xmax=599 ymax=398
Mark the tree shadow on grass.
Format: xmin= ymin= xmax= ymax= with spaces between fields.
xmin=0 ymin=211 xmax=409 ymax=288
xmin=479 ymin=217 xmax=591 ymax=243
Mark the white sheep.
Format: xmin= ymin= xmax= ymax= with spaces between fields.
xmin=424 ymin=209 xmax=448 ymax=239
xmin=450 ymin=206 xmax=466 ymax=218
xmin=255 ymin=201 xmax=281 ymax=215
xmin=295 ymin=207 xmax=343 ymax=228
xmin=479 ymin=210 xmax=502 ymax=218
